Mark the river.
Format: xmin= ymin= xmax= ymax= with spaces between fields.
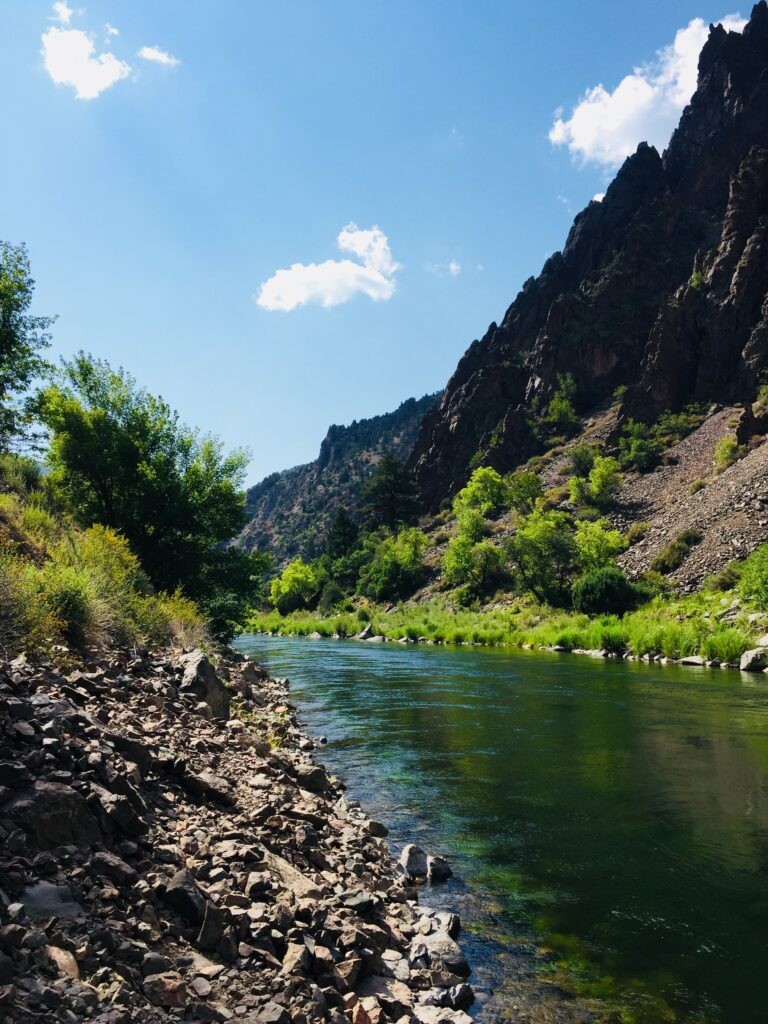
xmin=234 ymin=634 xmax=768 ymax=1024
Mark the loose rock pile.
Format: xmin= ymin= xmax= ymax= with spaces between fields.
xmin=0 ymin=647 xmax=472 ymax=1024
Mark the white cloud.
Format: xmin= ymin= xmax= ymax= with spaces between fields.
xmin=593 ymin=192 xmax=606 ymax=202
xmin=549 ymin=14 xmax=746 ymax=166
xmin=256 ymin=224 xmax=401 ymax=312
xmin=427 ymin=259 xmax=462 ymax=278
xmin=138 ymin=45 xmax=180 ymax=68
xmin=52 ymin=1 xmax=73 ymax=24
xmin=448 ymin=260 xmax=461 ymax=277
xmin=106 ymin=23 xmax=119 ymax=37
xmin=42 ymin=24 xmax=131 ymax=100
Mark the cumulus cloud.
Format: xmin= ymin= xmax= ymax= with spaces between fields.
xmin=549 ymin=14 xmax=746 ymax=166
xmin=139 ymin=45 xmax=180 ymax=67
xmin=42 ymin=24 xmax=131 ymax=99
xmin=593 ymin=192 xmax=606 ymax=202
xmin=256 ymin=224 xmax=401 ymax=312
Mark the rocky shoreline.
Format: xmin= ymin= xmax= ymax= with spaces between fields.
xmin=0 ymin=646 xmax=474 ymax=1024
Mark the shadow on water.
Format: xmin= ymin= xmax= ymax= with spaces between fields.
xmin=234 ymin=634 xmax=768 ymax=1024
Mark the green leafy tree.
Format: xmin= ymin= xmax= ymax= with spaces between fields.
xmin=510 ymin=509 xmax=577 ymax=604
xmin=357 ymin=528 xmax=427 ymax=601
xmin=574 ymin=518 xmax=628 ymax=572
xmin=325 ymin=508 xmax=359 ymax=559
xmin=572 ymin=566 xmax=641 ymax=615
xmin=506 ymin=470 xmax=542 ymax=514
xmin=361 ymin=454 xmax=420 ymax=530
xmin=570 ymin=442 xmax=598 ymax=478
xmin=542 ymin=373 xmax=579 ymax=436
xmin=453 ymin=466 xmax=507 ymax=517
xmin=619 ymin=420 xmax=663 ymax=472
xmin=269 ymin=558 xmax=321 ymax=614
xmin=37 ymin=353 xmax=259 ymax=638
xmin=570 ymin=455 xmax=622 ymax=509
xmin=0 ymin=242 xmax=53 ymax=443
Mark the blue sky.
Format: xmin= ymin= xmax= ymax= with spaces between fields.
xmin=0 ymin=1 xmax=748 ymax=483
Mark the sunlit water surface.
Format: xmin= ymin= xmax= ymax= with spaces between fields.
xmin=234 ymin=635 xmax=768 ymax=1024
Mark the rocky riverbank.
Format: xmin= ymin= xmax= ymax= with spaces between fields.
xmin=0 ymin=646 xmax=473 ymax=1024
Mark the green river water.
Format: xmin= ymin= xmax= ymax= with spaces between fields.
xmin=234 ymin=635 xmax=768 ymax=1024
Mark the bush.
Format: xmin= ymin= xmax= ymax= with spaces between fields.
xmin=650 ymin=530 xmax=702 ymax=574
xmin=318 ymin=580 xmax=345 ymax=614
xmin=453 ymin=467 xmax=507 ymax=517
xmin=738 ymin=544 xmax=768 ymax=610
xmin=569 ymin=456 xmax=622 ymax=510
xmin=626 ymin=521 xmax=650 ymax=545
xmin=511 ymin=509 xmax=577 ymax=605
xmin=572 ymin=567 xmax=641 ymax=615
xmin=619 ymin=420 xmax=663 ymax=472
xmin=574 ymin=519 xmax=627 ymax=572
xmin=704 ymin=563 xmax=741 ymax=592
xmin=569 ymin=443 xmax=598 ymax=478
xmin=714 ymin=437 xmax=743 ymax=470
xmin=542 ymin=374 xmax=579 ymax=437
xmin=688 ymin=479 xmax=707 ymax=495
xmin=506 ymin=470 xmax=542 ymax=514
xmin=33 ymin=562 xmax=93 ymax=647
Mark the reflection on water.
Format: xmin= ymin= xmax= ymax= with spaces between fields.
xmin=234 ymin=635 xmax=768 ymax=1024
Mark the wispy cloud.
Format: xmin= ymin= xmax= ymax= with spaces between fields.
xmin=138 ymin=45 xmax=180 ymax=68
xmin=549 ymin=14 xmax=746 ymax=166
xmin=256 ymin=224 xmax=401 ymax=312
xmin=426 ymin=259 xmax=462 ymax=278
xmin=41 ymin=4 xmax=180 ymax=100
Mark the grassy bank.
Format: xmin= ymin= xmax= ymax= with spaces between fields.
xmin=246 ymin=591 xmax=764 ymax=666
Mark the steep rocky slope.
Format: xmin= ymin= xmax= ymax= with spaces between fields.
xmin=240 ymin=395 xmax=439 ymax=565
xmin=411 ymin=3 xmax=768 ymax=510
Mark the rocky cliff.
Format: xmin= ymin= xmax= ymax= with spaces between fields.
xmin=240 ymin=395 xmax=439 ymax=564
xmin=411 ymin=3 xmax=768 ymax=509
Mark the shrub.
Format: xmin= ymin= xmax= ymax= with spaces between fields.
xmin=714 ymin=437 xmax=743 ymax=470
xmin=357 ymin=528 xmax=427 ymax=602
xmin=619 ymin=420 xmax=662 ymax=472
xmin=0 ymin=551 xmax=60 ymax=656
xmin=506 ymin=470 xmax=542 ymax=514
xmin=738 ymin=544 xmax=768 ymax=610
xmin=650 ymin=530 xmax=702 ymax=574
xmin=569 ymin=456 xmax=622 ymax=509
xmin=510 ymin=509 xmax=577 ymax=605
xmin=572 ymin=567 xmax=641 ymax=615
xmin=688 ymin=479 xmax=707 ymax=495
xmin=542 ymin=375 xmax=580 ymax=437
xmin=569 ymin=443 xmax=598 ymax=478
xmin=318 ymin=580 xmax=345 ymax=614
xmin=574 ymin=519 xmax=628 ymax=572
xmin=626 ymin=521 xmax=650 ymax=545
xmin=33 ymin=562 xmax=93 ymax=647
xmin=704 ymin=563 xmax=741 ymax=592
xmin=453 ymin=466 xmax=508 ymax=517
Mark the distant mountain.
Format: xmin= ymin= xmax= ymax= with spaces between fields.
xmin=411 ymin=3 xmax=768 ymax=509
xmin=239 ymin=393 xmax=440 ymax=564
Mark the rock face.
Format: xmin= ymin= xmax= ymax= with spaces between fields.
xmin=239 ymin=393 xmax=439 ymax=565
xmin=411 ymin=3 xmax=768 ymax=510
xmin=0 ymin=647 xmax=473 ymax=1024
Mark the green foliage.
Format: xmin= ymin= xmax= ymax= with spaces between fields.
xmin=36 ymin=353 xmax=256 ymax=638
xmin=714 ymin=437 xmax=743 ymax=470
xmin=688 ymin=478 xmax=707 ymax=495
xmin=704 ymin=563 xmax=741 ymax=592
xmin=541 ymin=374 xmax=579 ymax=437
xmin=317 ymin=580 xmax=345 ymax=614
xmin=324 ymin=508 xmax=359 ymax=559
xmin=356 ymin=528 xmax=427 ymax=602
xmin=0 ymin=242 xmax=53 ymax=442
xmin=569 ymin=443 xmax=598 ymax=478
xmin=269 ymin=558 xmax=321 ymax=615
xmin=453 ymin=466 xmax=507 ymax=517
xmin=625 ymin=521 xmax=650 ymax=545
xmin=574 ymin=519 xmax=627 ymax=572
xmin=572 ymin=567 xmax=641 ymax=616
xmin=361 ymin=454 xmax=420 ymax=530
xmin=506 ymin=470 xmax=542 ymax=514
xmin=689 ymin=269 xmax=705 ymax=289
xmin=569 ymin=456 xmax=622 ymax=510
xmin=650 ymin=530 xmax=702 ymax=575
xmin=619 ymin=420 xmax=663 ymax=472
xmin=511 ymin=509 xmax=577 ymax=605
xmin=738 ymin=544 xmax=768 ymax=610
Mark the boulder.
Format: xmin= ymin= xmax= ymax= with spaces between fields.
xmin=164 ymin=869 xmax=206 ymax=925
xmin=740 ymin=648 xmax=767 ymax=672
xmin=179 ymin=651 xmax=230 ymax=719
xmin=399 ymin=845 xmax=428 ymax=880
xmin=414 ymin=931 xmax=470 ymax=979
xmin=7 ymin=782 xmax=100 ymax=849
xmin=143 ymin=972 xmax=188 ymax=1008
xmin=427 ymin=855 xmax=452 ymax=882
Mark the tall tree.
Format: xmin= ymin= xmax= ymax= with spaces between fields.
xmin=361 ymin=454 xmax=420 ymax=530
xmin=0 ymin=242 xmax=53 ymax=445
xmin=37 ymin=353 xmax=264 ymax=638
xmin=325 ymin=508 xmax=359 ymax=559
